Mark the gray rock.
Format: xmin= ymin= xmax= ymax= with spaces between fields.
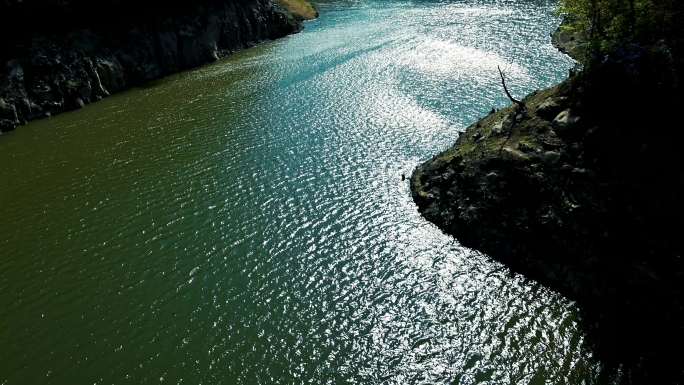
xmin=95 ymin=58 xmax=126 ymax=94
xmin=442 ymin=168 xmax=456 ymax=181
xmin=0 ymin=98 xmax=19 ymax=132
xmin=485 ymin=171 xmax=499 ymax=181
xmin=536 ymin=97 xmax=566 ymax=120
xmin=472 ymin=132 xmax=483 ymax=142
xmin=572 ymin=167 xmax=591 ymax=176
xmin=491 ymin=116 xmax=513 ymax=135
xmin=0 ymin=98 xmax=18 ymax=120
xmin=542 ymin=151 xmax=561 ymax=165
xmin=553 ymin=109 xmax=581 ymax=129
xmin=502 ymin=146 xmax=530 ymax=162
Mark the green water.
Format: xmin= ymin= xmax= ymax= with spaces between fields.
xmin=0 ymin=1 xmax=608 ymax=384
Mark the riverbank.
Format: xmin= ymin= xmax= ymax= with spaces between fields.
xmin=412 ymin=27 xmax=684 ymax=384
xmin=0 ymin=0 xmax=316 ymax=134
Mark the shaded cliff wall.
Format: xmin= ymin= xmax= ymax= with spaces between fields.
xmin=411 ymin=27 xmax=684 ymax=384
xmin=0 ymin=0 xmax=303 ymax=132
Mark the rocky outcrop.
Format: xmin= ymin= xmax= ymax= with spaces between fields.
xmin=412 ymin=34 xmax=684 ymax=384
xmin=551 ymin=18 xmax=587 ymax=62
xmin=0 ymin=0 xmax=310 ymax=133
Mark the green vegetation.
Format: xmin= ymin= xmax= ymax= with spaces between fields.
xmin=558 ymin=0 xmax=682 ymax=55
xmin=277 ymin=0 xmax=318 ymax=20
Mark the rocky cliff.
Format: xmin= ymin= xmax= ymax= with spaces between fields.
xmin=412 ymin=29 xmax=684 ymax=385
xmin=0 ymin=0 xmax=313 ymax=133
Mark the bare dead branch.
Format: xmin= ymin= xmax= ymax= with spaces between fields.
xmin=497 ymin=65 xmax=525 ymax=109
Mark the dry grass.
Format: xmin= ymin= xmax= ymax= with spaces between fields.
xmin=277 ymin=0 xmax=318 ymax=20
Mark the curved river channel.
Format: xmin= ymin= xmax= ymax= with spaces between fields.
xmin=0 ymin=1 xmax=612 ymax=384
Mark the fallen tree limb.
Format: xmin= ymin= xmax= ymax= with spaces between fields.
xmin=498 ymin=65 xmax=525 ymax=109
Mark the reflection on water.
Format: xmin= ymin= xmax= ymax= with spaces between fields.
xmin=0 ymin=1 xmax=609 ymax=384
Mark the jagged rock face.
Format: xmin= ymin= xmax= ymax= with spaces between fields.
xmin=0 ymin=0 xmax=301 ymax=132
xmin=411 ymin=48 xmax=684 ymax=383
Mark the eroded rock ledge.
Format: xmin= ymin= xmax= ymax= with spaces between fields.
xmin=0 ymin=0 xmax=315 ymax=133
xmin=412 ymin=35 xmax=683 ymax=384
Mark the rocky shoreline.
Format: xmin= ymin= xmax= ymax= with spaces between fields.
xmin=412 ymin=28 xmax=683 ymax=383
xmin=0 ymin=0 xmax=315 ymax=134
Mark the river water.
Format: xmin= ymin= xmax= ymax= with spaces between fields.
xmin=0 ymin=1 xmax=608 ymax=384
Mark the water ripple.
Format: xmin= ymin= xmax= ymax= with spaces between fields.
xmin=0 ymin=1 xmax=607 ymax=384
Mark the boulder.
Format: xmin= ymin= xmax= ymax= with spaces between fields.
xmin=0 ymin=98 xmax=18 ymax=121
xmin=95 ymin=58 xmax=126 ymax=94
xmin=491 ymin=115 xmax=513 ymax=135
xmin=502 ymin=146 xmax=530 ymax=162
xmin=472 ymin=132 xmax=483 ymax=142
xmin=552 ymin=109 xmax=581 ymax=135
xmin=536 ymin=97 xmax=566 ymax=120
xmin=0 ymin=98 xmax=19 ymax=132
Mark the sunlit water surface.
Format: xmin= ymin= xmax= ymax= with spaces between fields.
xmin=0 ymin=1 xmax=609 ymax=384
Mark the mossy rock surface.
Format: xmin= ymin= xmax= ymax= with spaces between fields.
xmin=277 ymin=0 xmax=318 ymax=21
